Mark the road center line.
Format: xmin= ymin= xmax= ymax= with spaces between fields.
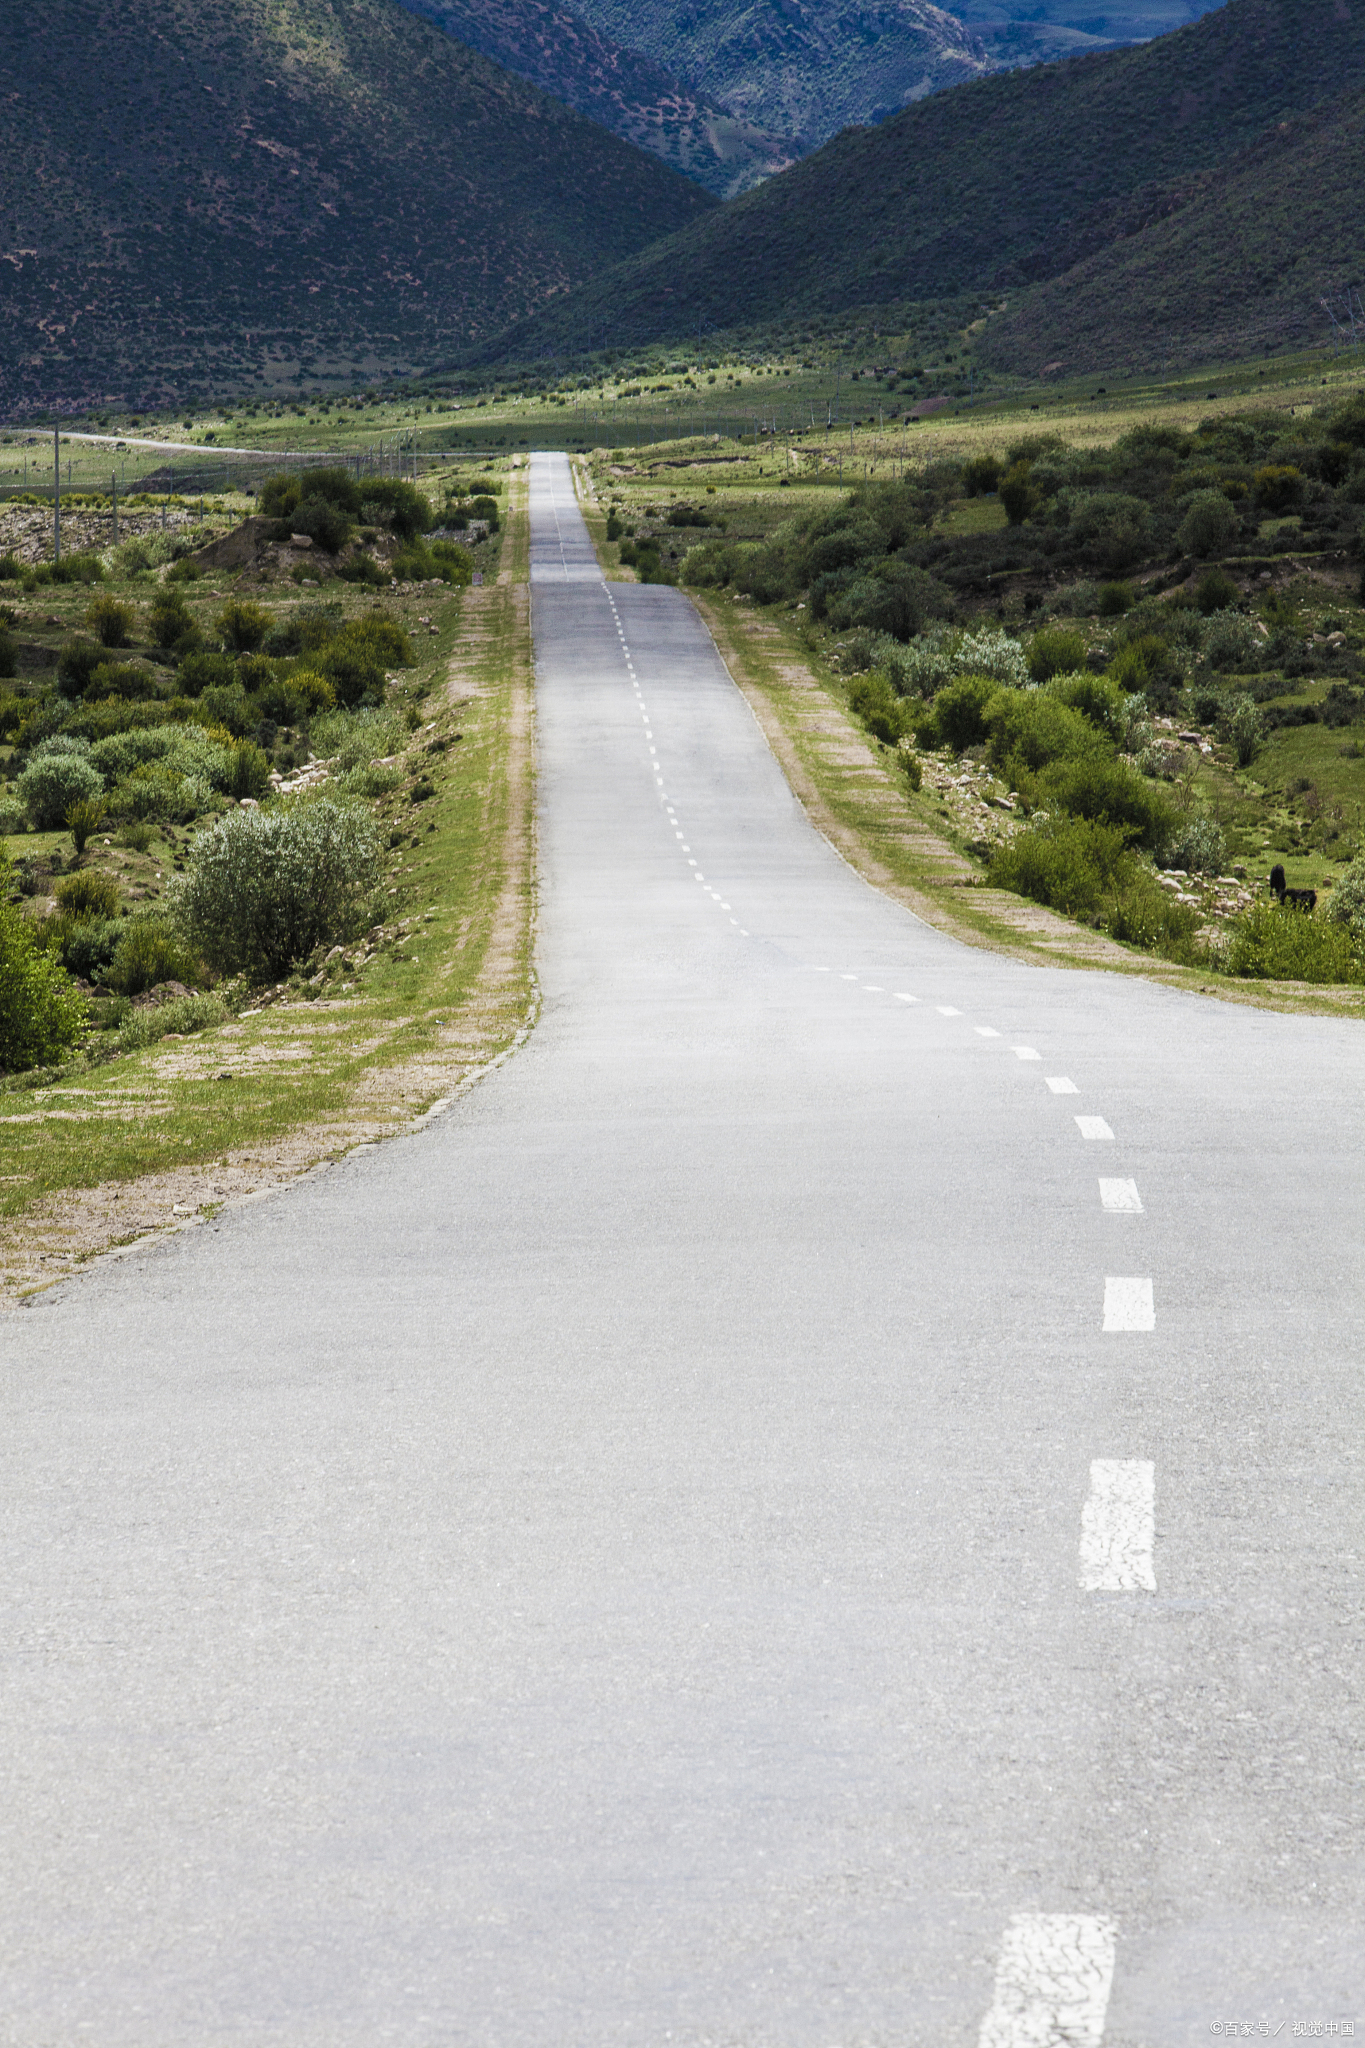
xmin=1103 ymin=1276 xmax=1154 ymax=1331
xmin=1074 ymin=1116 xmax=1114 ymax=1140
xmin=1079 ymin=1460 xmax=1155 ymax=1591
xmin=1098 ymin=1178 xmax=1143 ymax=1213
xmin=978 ymin=1915 xmax=1117 ymax=2048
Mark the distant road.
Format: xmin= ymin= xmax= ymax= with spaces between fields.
xmin=2 ymin=452 xmax=1362 ymax=2041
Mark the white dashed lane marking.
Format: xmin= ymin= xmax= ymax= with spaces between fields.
xmin=1047 ymin=1077 xmax=1080 ymax=1094
xmin=975 ymin=1026 xmax=1001 ymax=1038
xmin=1011 ymin=1046 xmax=1041 ymax=1061
xmin=1079 ymin=1460 xmax=1155 ymax=1592
xmin=1103 ymin=1276 xmax=1154 ymax=1331
xmin=894 ymin=992 xmax=918 ymax=1003
xmin=937 ymin=1005 xmax=961 ymax=1016
xmin=978 ymin=1915 xmax=1117 ymax=2048
xmin=1099 ymin=1178 xmax=1143 ymax=1213
xmin=1075 ymin=1116 xmax=1114 ymax=1141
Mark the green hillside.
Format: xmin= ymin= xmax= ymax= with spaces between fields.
xmin=394 ymin=0 xmax=794 ymax=194
xmin=478 ymin=0 xmax=1365 ymax=360
xmin=0 ymin=0 xmax=715 ymax=412
xmin=571 ymin=0 xmax=992 ymax=149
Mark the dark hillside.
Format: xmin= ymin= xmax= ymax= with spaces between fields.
xmin=982 ymin=85 xmax=1365 ymax=372
xmin=394 ymin=0 xmax=794 ymax=194
xmin=0 ymin=0 xmax=715 ymax=412
xmin=479 ymin=0 xmax=1365 ymax=356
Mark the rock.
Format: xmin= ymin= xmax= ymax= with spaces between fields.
xmin=290 ymin=533 xmax=314 ymax=548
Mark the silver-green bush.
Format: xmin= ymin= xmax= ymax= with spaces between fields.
xmin=1326 ymin=853 xmax=1365 ymax=940
xmin=170 ymin=798 xmax=382 ymax=978
xmin=310 ymin=706 xmax=407 ymax=773
xmin=16 ymin=745 xmax=104 ymax=829
xmin=1161 ymin=816 xmax=1226 ymax=874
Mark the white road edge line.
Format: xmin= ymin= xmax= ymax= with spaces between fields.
xmin=978 ymin=1914 xmax=1118 ymax=2048
xmin=1079 ymin=1460 xmax=1155 ymax=1592
xmin=1103 ymin=1276 xmax=1154 ymax=1331
xmin=1099 ymin=1178 xmax=1143 ymax=1213
xmin=1075 ymin=1116 xmax=1114 ymax=1141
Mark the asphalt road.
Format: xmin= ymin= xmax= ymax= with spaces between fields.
xmin=3 ymin=452 xmax=1363 ymax=2045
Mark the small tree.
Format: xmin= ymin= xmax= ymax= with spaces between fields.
xmin=216 ymin=599 xmax=272 ymax=653
xmin=86 ymin=594 xmax=135 ymax=648
xmin=1178 ymin=490 xmax=1238 ymax=558
xmin=998 ymin=461 xmax=1038 ymax=526
xmin=1230 ymin=694 xmax=1261 ymax=766
xmin=66 ymin=797 xmax=107 ymax=855
xmin=0 ymin=880 xmax=86 ymax=1071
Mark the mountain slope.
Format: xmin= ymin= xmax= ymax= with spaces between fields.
xmin=0 ymin=0 xmax=715 ymax=411
xmin=478 ymin=0 xmax=1365 ymax=356
xmin=393 ymin=0 xmax=795 ymax=194
xmin=570 ymin=0 xmax=993 ymax=150
xmin=953 ymin=0 xmax=1226 ymax=68
xmin=980 ymin=82 xmax=1365 ymax=373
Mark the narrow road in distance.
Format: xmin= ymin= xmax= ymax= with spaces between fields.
xmin=2 ymin=452 xmax=1362 ymax=2045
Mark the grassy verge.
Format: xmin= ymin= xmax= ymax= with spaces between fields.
xmin=0 ymin=493 xmax=535 ymax=1303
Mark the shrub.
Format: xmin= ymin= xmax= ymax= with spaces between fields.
xmin=827 ymin=560 xmax=949 ymax=642
xmin=171 ymin=798 xmax=383 ymax=978
xmin=228 ymin=740 xmax=273 ymax=800
xmin=933 ymin=674 xmax=998 ymax=752
xmin=311 ymin=705 xmax=407 ymax=771
xmin=998 ymin=461 xmax=1037 ymax=525
xmin=0 ymin=625 xmax=14 ymax=680
xmin=1105 ymin=883 xmax=1201 ymax=959
xmin=50 ymin=912 xmax=123 ymax=982
xmin=285 ymin=668 xmax=336 ymax=714
xmin=148 ymin=590 xmax=195 ymax=650
xmin=1229 ymin=693 xmax=1261 ymax=766
xmin=0 ymin=554 xmax=22 ymax=583
xmin=1066 ymin=492 xmax=1152 ymax=571
xmin=360 ymin=479 xmax=432 ymax=541
xmin=1225 ymin=901 xmax=1363 ymax=982
xmin=1203 ymin=610 xmax=1260 ymax=674
xmin=104 ymin=917 xmax=204 ymax=997
xmin=336 ymin=554 xmax=387 ymax=586
xmin=1037 ymin=752 xmax=1176 ymax=849
xmin=313 ymin=640 xmax=384 ymax=709
xmin=681 ymin=539 xmax=735 ymax=588
xmin=88 ymin=661 xmax=162 ymax=702
xmin=1178 ymin=490 xmax=1239 ymax=557
xmin=1161 ymin=816 xmax=1226 ymax=874
xmin=56 ymin=869 xmax=120 ymax=923
xmin=86 ymin=594 xmax=135 ymax=648
xmin=344 ymin=614 xmax=414 ymax=667
xmin=177 ymin=651 xmax=237 ymax=697
xmin=1045 ymin=670 xmax=1128 ymax=740
xmin=1027 ymin=626 xmax=1087 ymax=683
xmin=0 ymin=887 xmax=86 ymax=1069
xmin=119 ymin=989 xmax=228 ymax=1051
xmin=25 ymin=553 xmax=105 ymax=588
xmin=1253 ymin=465 xmax=1305 ymax=514
xmin=290 ymin=496 xmax=354 ymax=554
xmin=989 ymin=815 xmax=1133 ymax=916
xmin=1109 ymin=632 xmax=1182 ymax=710
xmin=16 ymin=746 xmax=104 ymax=829
xmin=847 ymin=672 xmax=915 ymax=746
xmin=1194 ymin=568 xmax=1239 ymax=615
xmin=216 ymin=599 xmax=272 ymax=653
xmin=962 ymin=453 xmax=1001 ymax=496
xmin=1097 ymin=582 xmax=1134 ymax=616
xmin=986 ymin=691 xmax=1108 ymax=777
xmin=260 ymin=474 xmax=302 ymax=519
xmin=65 ymin=796 xmax=107 ymax=854
xmin=57 ymin=636 xmax=106 ymax=696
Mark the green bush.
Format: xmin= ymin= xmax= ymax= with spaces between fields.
xmin=260 ymin=474 xmax=302 ymax=519
xmin=171 ymin=798 xmax=383 ymax=978
xmin=1230 ymin=694 xmax=1261 ymax=766
xmin=1109 ymin=632 xmax=1182 ymax=709
xmin=216 ymin=599 xmax=272 ymax=653
xmin=1225 ymin=901 xmax=1363 ymax=983
xmin=998 ymin=461 xmax=1038 ymax=526
xmin=336 ymin=554 xmax=387 ymax=586
xmin=0 ymin=625 xmax=15 ymax=679
xmin=606 ymin=511 xmax=623 ymax=541
xmin=228 ymin=740 xmax=273 ymax=800
xmin=1253 ymin=465 xmax=1304 ymax=513
xmin=16 ymin=744 xmax=104 ymax=829
xmin=105 ymin=917 xmax=205 ymax=997
xmin=1045 ymin=670 xmax=1128 ymax=741
xmin=1105 ymin=883 xmax=1201 ymax=959
xmin=1067 ymin=492 xmax=1152 ymax=571
xmin=56 ymin=868 xmax=120 ymax=919
xmin=1178 ymin=490 xmax=1239 ymax=558
xmin=1027 ymin=627 xmax=1087 ymax=682
xmin=985 ymin=691 xmax=1108 ymax=777
xmin=314 ymin=640 xmax=384 ymax=709
xmin=847 ymin=672 xmax=915 ymax=746
xmin=119 ymin=989 xmax=227 ymax=1051
xmin=66 ymin=796 xmax=107 ymax=853
xmin=86 ymin=594 xmax=135 ymax=648
xmin=932 ymin=674 xmax=998 ymax=752
xmin=1097 ymin=581 xmax=1134 ymax=616
xmin=1161 ymin=816 xmax=1226 ymax=874
xmin=0 ymin=887 xmax=87 ymax=1069
xmin=311 ymin=705 xmax=407 ymax=771
xmin=177 ymin=652 xmax=237 ymax=697
xmin=962 ymin=453 xmax=1001 ymax=496
xmin=1203 ymin=610 xmax=1260 ymax=675
xmin=49 ymin=912 xmax=123 ymax=982
xmin=1326 ymin=852 xmax=1365 ymax=939
xmin=360 ymin=480 xmax=431 ymax=541
xmin=25 ymin=553 xmax=105 ymax=588
xmin=1037 ymin=752 xmax=1176 ymax=849
xmin=290 ymin=496 xmax=354 ymax=554
xmin=1194 ymin=568 xmax=1239 ymax=615
xmin=57 ymin=636 xmax=106 ymax=696
xmin=989 ymin=815 xmax=1133 ymax=916
xmin=148 ymin=589 xmax=196 ymax=651
xmin=0 ymin=553 xmax=22 ymax=582
xmin=88 ymin=661 xmax=163 ymax=703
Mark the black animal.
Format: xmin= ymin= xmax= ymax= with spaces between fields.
xmin=1269 ymin=863 xmax=1317 ymax=911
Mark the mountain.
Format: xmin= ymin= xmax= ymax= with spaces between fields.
xmin=393 ymin=0 xmax=795 ymax=195
xmin=476 ymin=0 xmax=1365 ymax=359
xmin=569 ymin=0 xmax=994 ymax=152
xmin=952 ymin=0 xmax=1226 ymax=68
xmin=0 ymin=0 xmax=715 ymax=412
xmin=980 ymin=81 xmax=1365 ymax=374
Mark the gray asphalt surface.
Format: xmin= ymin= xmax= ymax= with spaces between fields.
xmin=3 ymin=451 xmax=1363 ymax=2044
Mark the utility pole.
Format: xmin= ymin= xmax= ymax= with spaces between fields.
xmin=53 ymin=427 xmax=61 ymax=562
xmin=112 ymin=472 xmax=118 ymax=546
